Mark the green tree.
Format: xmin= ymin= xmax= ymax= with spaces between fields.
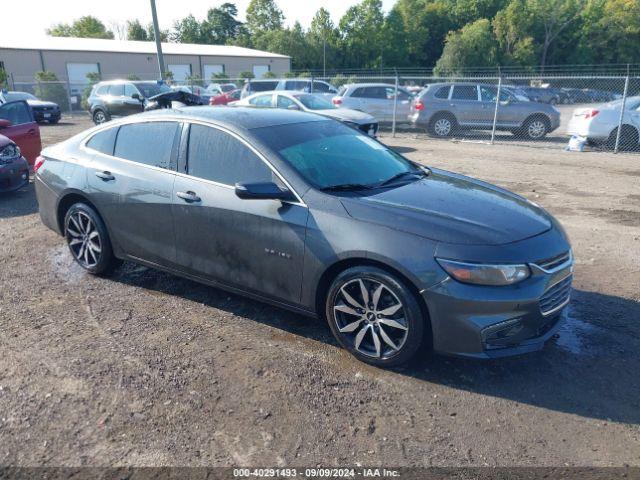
xmin=203 ymin=3 xmax=244 ymax=44
xmin=493 ymin=0 xmax=536 ymax=65
xmin=246 ymin=0 xmax=284 ymax=35
xmin=47 ymin=16 xmax=114 ymax=39
xmin=574 ymin=0 xmax=640 ymax=64
xmin=212 ymin=72 xmax=229 ymax=80
xmin=434 ymin=19 xmax=499 ymax=74
xmin=147 ymin=23 xmax=169 ymax=42
xmin=126 ymin=19 xmax=148 ymax=41
xmin=308 ymin=8 xmax=341 ymax=70
xmin=254 ymin=23 xmax=314 ymax=70
xmin=239 ymin=71 xmax=255 ymax=80
xmin=339 ymin=0 xmax=386 ymax=68
xmin=0 ymin=68 xmax=8 ymax=89
xmin=170 ymin=14 xmax=203 ymax=43
xmin=34 ymin=71 xmax=69 ymax=110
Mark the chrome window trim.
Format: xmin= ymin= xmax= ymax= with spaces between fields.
xmin=80 ymin=116 xmax=307 ymax=208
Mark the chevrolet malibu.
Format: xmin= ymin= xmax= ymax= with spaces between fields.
xmin=35 ymin=108 xmax=573 ymax=367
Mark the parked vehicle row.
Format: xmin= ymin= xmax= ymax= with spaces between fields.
xmin=240 ymin=78 xmax=338 ymax=99
xmin=35 ymin=107 xmax=573 ymax=367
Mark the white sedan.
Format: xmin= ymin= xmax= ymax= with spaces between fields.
xmin=566 ymin=96 xmax=640 ymax=150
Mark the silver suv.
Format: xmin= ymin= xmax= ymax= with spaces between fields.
xmin=410 ymin=83 xmax=560 ymax=140
xmin=332 ymin=83 xmax=414 ymax=122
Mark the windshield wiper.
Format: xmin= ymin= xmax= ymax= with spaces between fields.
xmin=320 ymin=183 xmax=375 ymax=192
xmin=378 ymin=169 xmax=428 ymax=187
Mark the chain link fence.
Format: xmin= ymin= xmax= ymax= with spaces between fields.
xmin=7 ymin=72 xmax=640 ymax=153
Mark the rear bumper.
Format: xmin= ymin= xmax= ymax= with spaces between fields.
xmin=34 ymin=174 xmax=61 ymax=234
xmin=0 ymin=157 xmax=29 ymax=193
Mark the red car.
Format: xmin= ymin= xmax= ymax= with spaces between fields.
xmin=0 ymin=100 xmax=42 ymax=165
xmin=209 ymin=89 xmax=241 ymax=106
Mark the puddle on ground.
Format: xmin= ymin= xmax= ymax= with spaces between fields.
xmin=554 ymin=305 xmax=602 ymax=355
xmin=49 ymin=244 xmax=87 ymax=284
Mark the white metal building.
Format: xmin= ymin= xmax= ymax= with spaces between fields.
xmin=0 ymin=36 xmax=291 ymax=94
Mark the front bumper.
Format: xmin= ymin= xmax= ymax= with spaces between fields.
xmin=34 ymin=109 xmax=61 ymax=122
xmin=0 ymin=156 xmax=29 ymax=193
xmin=424 ymin=243 xmax=573 ymax=359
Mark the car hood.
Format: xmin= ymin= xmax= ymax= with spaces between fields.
xmin=340 ymin=169 xmax=552 ymax=245
xmin=26 ymin=99 xmax=58 ymax=108
xmin=314 ymin=108 xmax=376 ymax=124
xmin=0 ymin=134 xmax=12 ymax=148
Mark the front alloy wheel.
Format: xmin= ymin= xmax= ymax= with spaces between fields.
xmin=326 ymin=267 xmax=426 ymax=367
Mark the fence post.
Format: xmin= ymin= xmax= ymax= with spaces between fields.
xmin=490 ymin=76 xmax=502 ymax=145
xmin=66 ymin=78 xmax=74 ymax=114
xmin=614 ymin=70 xmax=630 ymax=154
xmin=392 ymin=69 xmax=399 ymax=138
xmin=310 ymin=74 xmax=314 ymax=94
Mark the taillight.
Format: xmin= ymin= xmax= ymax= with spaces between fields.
xmin=34 ymin=155 xmax=45 ymax=173
xmin=584 ymin=109 xmax=599 ymax=119
xmin=414 ymin=100 xmax=425 ymax=111
xmin=332 ymin=98 xmax=342 ymax=105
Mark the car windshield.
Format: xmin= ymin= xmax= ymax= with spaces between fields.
xmin=252 ymin=120 xmax=421 ymax=190
xmin=135 ymin=83 xmax=172 ymax=98
xmin=294 ymin=94 xmax=335 ymax=110
xmin=4 ymin=92 xmax=36 ymax=101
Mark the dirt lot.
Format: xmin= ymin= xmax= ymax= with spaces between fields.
xmin=1 ymin=114 xmax=639 ymax=467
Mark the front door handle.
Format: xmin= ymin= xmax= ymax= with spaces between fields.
xmin=95 ymin=171 xmax=115 ymax=181
xmin=176 ymin=191 xmax=201 ymax=203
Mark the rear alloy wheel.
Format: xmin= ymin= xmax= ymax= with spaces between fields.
xmin=326 ymin=267 xmax=425 ymax=367
xmin=92 ymin=109 xmax=109 ymax=125
xmin=522 ymin=117 xmax=549 ymax=140
xmin=606 ymin=125 xmax=639 ymax=151
xmin=428 ymin=114 xmax=455 ymax=137
xmin=64 ymin=203 xmax=118 ymax=275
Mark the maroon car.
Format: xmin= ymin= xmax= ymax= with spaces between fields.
xmin=209 ymin=89 xmax=241 ymax=106
xmin=0 ymin=100 xmax=42 ymax=165
xmin=0 ymin=133 xmax=29 ymax=193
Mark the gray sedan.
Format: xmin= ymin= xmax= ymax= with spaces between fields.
xmin=234 ymin=91 xmax=379 ymax=137
xmin=35 ymin=107 xmax=572 ymax=367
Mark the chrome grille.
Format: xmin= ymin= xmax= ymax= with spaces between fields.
xmin=535 ymin=251 xmax=571 ymax=271
xmin=540 ymin=274 xmax=572 ymax=316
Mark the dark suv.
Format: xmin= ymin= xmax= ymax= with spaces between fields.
xmin=87 ymin=80 xmax=172 ymax=124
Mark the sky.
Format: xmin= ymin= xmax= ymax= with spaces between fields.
xmin=4 ymin=0 xmax=397 ymax=40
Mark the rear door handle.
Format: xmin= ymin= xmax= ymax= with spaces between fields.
xmin=28 ymin=129 xmax=37 ymax=135
xmin=95 ymin=171 xmax=115 ymax=181
xmin=176 ymin=191 xmax=201 ymax=203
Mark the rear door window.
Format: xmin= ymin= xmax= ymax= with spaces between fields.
xmin=108 ymin=84 xmax=124 ymax=96
xmin=451 ymin=85 xmax=478 ymax=101
xmin=124 ymin=84 xmax=139 ymax=97
xmin=96 ymin=85 xmax=109 ymax=95
xmin=86 ymin=127 xmax=118 ymax=155
xmin=187 ymin=124 xmax=274 ymax=186
xmin=312 ymin=82 xmax=330 ymax=93
xmin=285 ymin=81 xmax=308 ymax=90
xmin=249 ymin=94 xmax=273 ymax=107
xmin=0 ymin=101 xmax=33 ymax=125
xmin=276 ymin=95 xmax=297 ymax=109
xmin=434 ymin=86 xmax=451 ymax=99
xmin=114 ymin=121 xmax=180 ymax=169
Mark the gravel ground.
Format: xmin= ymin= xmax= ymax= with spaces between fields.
xmin=0 ymin=114 xmax=639 ymax=467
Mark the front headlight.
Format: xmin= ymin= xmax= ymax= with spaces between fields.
xmin=436 ymin=258 xmax=530 ymax=286
xmin=0 ymin=144 xmax=20 ymax=161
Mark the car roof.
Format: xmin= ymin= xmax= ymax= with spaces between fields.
xmin=343 ymin=83 xmax=398 ymax=88
xmin=142 ymin=106 xmax=327 ymax=130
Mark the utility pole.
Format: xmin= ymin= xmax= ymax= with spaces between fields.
xmin=150 ymin=0 xmax=165 ymax=81
xmin=323 ymin=39 xmax=326 ymax=77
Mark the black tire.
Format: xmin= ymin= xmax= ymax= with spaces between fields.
xmin=325 ymin=266 xmax=426 ymax=367
xmin=520 ymin=116 xmax=550 ymax=140
xmin=92 ymin=109 xmax=110 ymax=125
xmin=427 ymin=113 xmax=456 ymax=138
xmin=49 ymin=118 xmax=60 ymax=124
xmin=606 ymin=125 xmax=639 ymax=151
xmin=64 ymin=203 xmax=119 ymax=275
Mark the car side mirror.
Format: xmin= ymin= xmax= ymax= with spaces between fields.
xmin=287 ymin=104 xmax=300 ymax=111
xmin=235 ymin=182 xmax=295 ymax=201
xmin=0 ymin=119 xmax=12 ymax=129
xmin=132 ymin=93 xmax=142 ymax=101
